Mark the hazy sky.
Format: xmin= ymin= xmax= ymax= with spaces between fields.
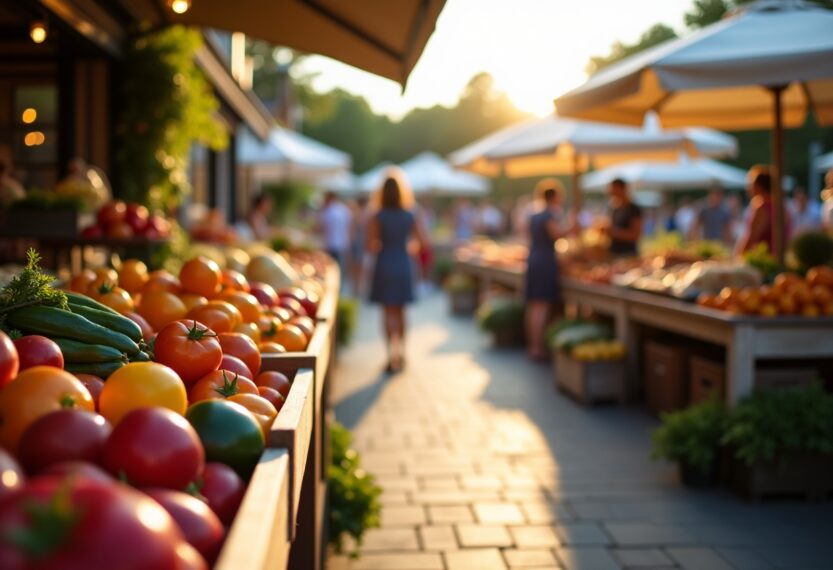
xmin=294 ymin=0 xmax=693 ymax=119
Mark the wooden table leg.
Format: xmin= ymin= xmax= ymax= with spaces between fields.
xmin=727 ymin=324 xmax=755 ymax=405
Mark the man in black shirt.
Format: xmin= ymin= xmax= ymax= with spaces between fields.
xmin=604 ymin=178 xmax=642 ymax=256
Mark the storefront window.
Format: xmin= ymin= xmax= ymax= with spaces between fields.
xmin=8 ymin=84 xmax=58 ymax=189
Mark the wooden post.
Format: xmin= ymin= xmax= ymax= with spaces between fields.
xmin=571 ymin=153 xmax=582 ymax=217
xmin=771 ymin=86 xmax=787 ymax=265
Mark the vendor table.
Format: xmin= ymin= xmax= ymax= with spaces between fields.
xmin=37 ymin=236 xmax=170 ymax=273
xmin=454 ymin=259 xmax=833 ymax=404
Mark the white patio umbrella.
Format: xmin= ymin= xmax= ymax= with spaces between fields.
xmin=238 ymin=128 xmax=351 ymax=175
xmin=356 ymin=162 xmax=394 ymax=194
xmin=319 ymin=171 xmax=357 ymax=195
xmin=816 ymin=151 xmax=833 ymax=171
xmin=400 ymin=152 xmax=489 ymax=196
xmin=555 ymin=0 xmax=833 ymax=261
xmin=581 ymin=155 xmax=749 ymax=193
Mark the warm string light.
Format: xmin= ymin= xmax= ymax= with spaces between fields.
xmin=169 ymin=0 xmax=191 ymax=14
xmin=21 ymin=108 xmax=37 ymax=124
xmin=24 ymin=131 xmax=46 ymax=147
xmin=30 ymin=20 xmax=47 ymax=44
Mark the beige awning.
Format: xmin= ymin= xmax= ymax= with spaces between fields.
xmin=161 ymin=0 xmax=446 ymax=86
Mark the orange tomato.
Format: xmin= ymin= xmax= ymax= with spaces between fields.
xmin=124 ymin=311 xmax=154 ymax=340
xmin=234 ymin=322 xmax=262 ymax=344
xmin=217 ymin=333 xmax=261 ymax=378
xmin=258 ymin=342 xmax=286 ymax=354
xmin=219 ymin=291 xmax=262 ymax=324
xmin=759 ymin=303 xmax=778 ymax=317
xmin=696 ymin=293 xmax=716 ymax=308
xmin=119 ymin=259 xmax=149 ymax=294
xmin=0 ymin=366 xmax=95 ymax=454
xmin=137 ymin=290 xmax=187 ymax=331
xmin=220 ymin=269 xmax=250 ymax=293
xmin=787 ymin=281 xmax=812 ymax=306
xmin=180 ymin=257 xmax=222 ymax=298
xmin=811 ymin=285 xmax=833 ymax=306
xmin=273 ymin=324 xmax=308 ymax=352
xmin=189 ymin=369 xmax=258 ymax=403
xmin=179 ymin=294 xmax=208 ymax=313
xmin=257 ymin=315 xmax=279 ymax=339
xmin=227 ymin=393 xmax=277 ymax=436
xmin=187 ymin=306 xmax=233 ymax=334
xmin=96 ymin=286 xmax=135 ymax=314
xmin=778 ymin=294 xmax=797 ymax=315
xmin=806 ymin=266 xmax=833 ymax=289
xmin=90 ymin=268 xmax=118 ymax=292
xmin=759 ymin=285 xmax=778 ymax=304
xmin=269 ymin=306 xmax=293 ymax=324
xmin=290 ymin=316 xmax=315 ymax=339
xmin=737 ymin=288 xmax=761 ymax=314
xmin=68 ymin=269 xmax=96 ymax=295
xmin=142 ymin=270 xmax=181 ymax=295
xmin=774 ymin=272 xmax=802 ymax=292
xmin=802 ymin=304 xmax=820 ymax=317
xmin=205 ymin=300 xmax=243 ymax=329
xmin=823 ymin=301 xmax=833 ymax=316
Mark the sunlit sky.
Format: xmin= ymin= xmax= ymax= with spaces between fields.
xmin=294 ymin=0 xmax=692 ymax=119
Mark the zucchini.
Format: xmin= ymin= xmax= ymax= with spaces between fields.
xmin=53 ymin=338 xmax=126 ymax=363
xmin=130 ymin=350 xmax=152 ymax=362
xmin=67 ymin=304 xmax=143 ymax=343
xmin=64 ymin=360 xmax=125 ymax=379
xmin=7 ymin=306 xmax=140 ymax=356
xmin=65 ymin=291 xmax=119 ymax=314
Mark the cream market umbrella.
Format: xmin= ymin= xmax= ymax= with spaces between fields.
xmin=163 ymin=0 xmax=446 ymax=86
xmin=238 ymin=127 xmax=351 ymax=183
xmin=555 ymin=0 xmax=833 ymax=261
xmin=580 ymin=155 xmax=749 ymax=193
xmin=817 ymin=151 xmax=833 ymax=171
xmin=400 ymin=152 xmax=489 ymax=196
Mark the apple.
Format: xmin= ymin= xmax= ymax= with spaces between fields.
xmin=97 ymin=201 xmax=127 ymax=229
xmin=108 ymin=222 xmax=133 ymax=239
xmin=146 ymin=215 xmax=171 ymax=238
xmin=249 ymin=282 xmax=278 ymax=307
xmin=278 ymin=297 xmax=306 ymax=317
xmin=277 ymin=287 xmax=307 ymax=303
xmin=125 ymin=203 xmax=149 ymax=233
xmin=81 ymin=225 xmax=104 ymax=238
xmin=299 ymin=290 xmax=319 ymax=319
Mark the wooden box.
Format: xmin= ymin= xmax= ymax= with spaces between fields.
xmin=725 ymin=452 xmax=833 ymax=501
xmin=689 ymin=355 xmax=725 ymax=405
xmin=644 ymin=340 xmax=689 ymax=415
xmin=554 ymin=350 xmax=626 ymax=405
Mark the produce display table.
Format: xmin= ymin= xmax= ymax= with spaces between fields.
xmin=454 ymin=258 xmax=833 ymax=404
xmin=37 ymin=236 xmax=170 ymax=273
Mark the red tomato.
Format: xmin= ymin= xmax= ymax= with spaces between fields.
xmin=0 ymin=449 xmax=23 ymax=499
xmin=0 ymin=331 xmax=18 ymax=388
xmin=199 ymin=462 xmax=246 ymax=526
xmin=103 ymin=408 xmax=205 ymax=490
xmin=189 ymin=370 xmax=258 ymax=403
xmin=41 ymin=461 xmax=114 ymax=484
xmin=74 ymin=374 xmax=104 ymax=410
xmin=217 ymin=333 xmax=261 ymax=378
xmin=18 ymin=410 xmax=111 ymax=474
xmin=255 ymin=371 xmax=291 ymax=398
xmin=125 ymin=203 xmax=149 ymax=233
xmin=257 ymin=386 xmax=285 ymax=412
xmin=219 ymin=354 xmax=255 ymax=381
xmin=144 ymin=488 xmax=224 ymax=563
xmin=13 ymin=335 xmax=64 ymax=370
xmin=97 ymin=200 xmax=127 ymax=228
xmin=154 ymin=320 xmax=223 ymax=385
xmin=278 ymin=296 xmax=306 ymax=317
xmin=0 ymin=477 xmax=189 ymax=569
xmin=125 ymin=311 xmax=155 ymax=340
xmin=248 ymin=282 xmax=278 ymax=307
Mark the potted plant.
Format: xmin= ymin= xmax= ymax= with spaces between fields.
xmin=476 ymin=296 xmax=524 ymax=347
xmin=445 ymin=272 xmax=478 ymax=316
xmin=721 ymin=383 xmax=833 ymax=500
xmin=652 ymin=398 xmax=727 ymax=487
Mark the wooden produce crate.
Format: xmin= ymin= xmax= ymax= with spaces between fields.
xmin=268 ymin=369 xmax=314 ymax=541
xmin=644 ymin=340 xmax=689 ymax=415
xmin=554 ymin=350 xmax=626 ymax=405
xmin=313 ymin=262 xmax=340 ymax=324
xmin=215 ymin=448 xmax=291 ymax=570
xmin=689 ymin=355 xmax=725 ymax=405
xmin=725 ymin=452 xmax=833 ymax=501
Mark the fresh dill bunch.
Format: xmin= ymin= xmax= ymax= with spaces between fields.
xmin=0 ymin=249 xmax=68 ymax=315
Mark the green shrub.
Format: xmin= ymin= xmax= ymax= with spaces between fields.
xmin=336 ymin=298 xmax=358 ymax=346
xmin=476 ymin=296 xmax=524 ymax=334
xmin=743 ymin=243 xmax=782 ymax=282
xmin=550 ymin=321 xmax=611 ymax=352
xmin=262 ymin=181 xmax=315 ymax=224
xmin=652 ymin=398 xmax=728 ymax=474
xmin=789 ymin=231 xmax=833 ymax=271
xmin=444 ymin=272 xmax=477 ymax=294
xmin=432 ymin=256 xmax=454 ymax=285
xmin=722 ymin=383 xmax=833 ymax=465
xmin=270 ymin=234 xmax=292 ymax=253
xmin=328 ymin=422 xmax=382 ymax=557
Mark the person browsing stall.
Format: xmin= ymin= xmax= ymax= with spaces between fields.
xmin=603 ymin=178 xmax=642 ymax=256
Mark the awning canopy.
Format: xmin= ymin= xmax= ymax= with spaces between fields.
xmin=400 ymin=152 xmax=489 ymax=196
xmin=817 ymin=151 xmax=833 ymax=171
xmin=162 ymin=0 xmax=447 ymax=86
xmin=581 ymin=155 xmax=749 ymax=193
xmin=238 ymin=128 xmax=351 ymax=171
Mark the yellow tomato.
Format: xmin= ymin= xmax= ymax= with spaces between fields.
xmin=119 ymin=259 xmax=149 ymax=294
xmin=234 ymin=322 xmax=262 ymax=344
xmin=99 ymin=362 xmax=187 ymax=424
xmin=227 ymin=393 xmax=277 ymax=436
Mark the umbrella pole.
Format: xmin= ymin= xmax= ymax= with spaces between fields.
xmin=572 ymin=153 xmax=582 ymax=223
xmin=771 ymin=86 xmax=786 ymax=265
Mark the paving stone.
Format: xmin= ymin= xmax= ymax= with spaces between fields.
xmin=555 ymin=522 xmax=611 ymax=546
xmin=377 ymin=477 xmax=420 ymax=493
xmin=420 ymin=476 xmax=460 ymax=491
xmin=380 ymin=491 xmax=411 ymax=506
xmin=427 ymin=505 xmax=474 ymax=524
xmin=520 ymin=501 xmax=574 ymax=524
xmin=413 ymin=490 xmax=500 ymax=505
xmin=455 ymin=524 xmax=513 ymax=547
xmin=502 ymin=549 xmax=559 ymax=568
xmin=509 ymin=525 xmax=560 ymax=548
xmin=461 ymin=474 xmax=505 ymax=491
xmin=360 ymin=528 xmax=420 ymax=552
xmin=666 ymin=547 xmax=734 ymax=570
xmin=351 ymin=552 xmax=445 ymax=570
xmin=612 ymin=548 xmax=673 ymax=568
xmin=474 ymin=502 xmax=526 ymax=524
xmin=445 ymin=548 xmax=508 ymax=570
xmin=715 ymin=547 xmax=775 ymax=570
xmin=554 ymin=547 xmax=622 ymax=570
xmin=381 ymin=505 xmax=426 ymax=527
xmin=604 ymin=523 xmax=697 ymax=546
xmin=418 ymin=525 xmax=458 ymax=551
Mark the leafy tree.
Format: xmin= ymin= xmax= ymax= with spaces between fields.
xmin=586 ymin=24 xmax=678 ymax=75
xmin=685 ymin=0 xmax=833 ymax=28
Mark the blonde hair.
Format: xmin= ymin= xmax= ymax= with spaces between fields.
xmin=372 ymin=166 xmax=414 ymax=210
xmin=533 ymin=177 xmax=565 ymax=202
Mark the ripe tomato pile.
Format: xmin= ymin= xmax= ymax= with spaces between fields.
xmin=0 ymin=252 xmax=327 ymax=568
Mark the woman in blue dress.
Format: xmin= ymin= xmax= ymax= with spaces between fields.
xmin=367 ymin=171 xmax=429 ymax=373
xmin=526 ymin=179 xmax=572 ymax=361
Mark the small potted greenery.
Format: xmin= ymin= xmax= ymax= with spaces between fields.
xmin=652 ymin=398 xmax=727 ymax=487
xmin=444 ymin=272 xmax=478 ymax=316
xmin=476 ymin=296 xmax=524 ymax=347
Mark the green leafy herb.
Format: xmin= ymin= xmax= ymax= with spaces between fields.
xmin=652 ymin=397 xmax=727 ymax=474
xmin=0 ymin=250 xmax=67 ymax=333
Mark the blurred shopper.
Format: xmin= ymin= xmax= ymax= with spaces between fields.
xmin=246 ymin=193 xmax=274 ymax=241
xmin=512 ymin=195 xmax=535 ymax=240
xmin=414 ymin=199 xmax=436 ymax=295
xmin=525 ymin=179 xmax=572 ymax=362
xmin=367 ymin=172 xmax=429 ymax=373
xmin=602 ymin=178 xmax=642 ymax=256
xmin=726 ymin=194 xmax=745 ymax=245
xmin=790 ymin=186 xmax=821 ymax=235
xmin=0 ymin=161 xmax=24 ymax=207
xmin=317 ymin=191 xmax=352 ymax=271
xmin=823 ymin=170 xmax=833 ymax=229
xmin=674 ymin=197 xmax=696 ymax=238
xmin=349 ymin=196 xmax=371 ymax=296
xmin=690 ymin=188 xmax=731 ymax=243
xmin=453 ymin=198 xmax=476 ymax=241
xmin=477 ymin=200 xmax=504 ymax=238
xmin=736 ymin=165 xmax=788 ymax=255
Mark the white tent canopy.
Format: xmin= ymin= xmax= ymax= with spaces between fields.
xmin=319 ymin=171 xmax=358 ymax=195
xmin=356 ymin=162 xmax=394 ymax=194
xmin=581 ymin=155 xmax=749 ymax=193
xmin=357 ymin=154 xmax=490 ymax=197
xmin=817 ymin=151 xmax=833 ymax=171
xmin=238 ymin=128 xmax=351 ymax=176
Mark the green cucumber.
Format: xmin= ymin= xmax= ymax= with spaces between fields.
xmin=67 ymin=304 xmax=143 ymax=343
xmin=130 ymin=350 xmax=152 ymax=362
xmin=53 ymin=338 xmax=126 ymax=363
xmin=64 ymin=360 xmax=125 ymax=379
xmin=7 ymin=306 xmax=140 ymax=356
xmin=64 ymin=291 xmax=120 ymax=314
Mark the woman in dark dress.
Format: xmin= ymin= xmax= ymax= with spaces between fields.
xmin=525 ymin=179 xmax=572 ymax=361
xmin=367 ymin=172 xmax=429 ymax=373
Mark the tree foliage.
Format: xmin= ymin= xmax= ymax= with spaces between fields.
xmin=586 ymin=24 xmax=678 ymax=75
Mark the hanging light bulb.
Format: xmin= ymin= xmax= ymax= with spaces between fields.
xmin=30 ymin=20 xmax=47 ymax=44
xmin=169 ymin=0 xmax=191 ymax=14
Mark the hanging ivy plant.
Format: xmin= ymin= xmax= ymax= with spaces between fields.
xmin=117 ymin=25 xmax=227 ymax=211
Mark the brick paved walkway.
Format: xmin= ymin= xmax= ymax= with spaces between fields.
xmin=329 ymin=294 xmax=833 ymax=570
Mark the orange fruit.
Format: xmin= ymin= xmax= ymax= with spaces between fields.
xmin=811 ymin=285 xmax=832 ymax=306
xmin=759 ymin=303 xmax=778 ymax=317
xmin=96 ymin=286 xmax=135 ymax=314
xmin=180 ymin=257 xmax=222 ymax=298
xmin=258 ymin=342 xmax=286 ymax=354
xmin=737 ymin=288 xmax=761 ymax=314
xmin=234 ymin=322 xmax=262 ymax=344
xmin=787 ymin=281 xmax=812 ymax=306
xmin=777 ymin=294 xmax=797 ymax=315
xmin=823 ymin=302 xmax=833 ymax=316
xmin=179 ymin=293 xmax=208 ymax=313
xmin=220 ymin=269 xmax=250 ymax=293
xmin=220 ymin=291 xmax=262 ymax=324
xmin=290 ymin=316 xmax=315 ymax=339
xmin=90 ymin=268 xmax=118 ymax=293
xmin=68 ymin=269 xmax=97 ymax=295
xmin=204 ymin=300 xmax=243 ymax=329
xmin=186 ymin=306 xmax=233 ymax=334
xmin=273 ymin=324 xmax=307 ymax=352
xmin=270 ymin=306 xmax=293 ymax=324
xmin=806 ymin=266 xmax=833 ymax=289
xmin=142 ymin=270 xmax=181 ymax=295
xmin=773 ymin=272 xmax=802 ymax=292
xmin=758 ymin=285 xmax=778 ymax=304
xmin=118 ymin=259 xmax=149 ymax=294
xmin=137 ymin=290 xmax=187 ymax=331
xmin=696 ymin=293 xmax=716 ymax=308
xmin=801 ymin=304 xmax=820 ymax=317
